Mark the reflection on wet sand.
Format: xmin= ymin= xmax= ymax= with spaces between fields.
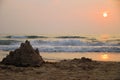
xmin=101 ymin=54 xmax=109 ymax=60
xmin=40 ymin=52 xmax=120 ymax=62
xmin=0 ymin=51 xmax=120 ymax=62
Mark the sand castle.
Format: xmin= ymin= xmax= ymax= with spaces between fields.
xmin=1 ymin=40 xmax=44 ymax=67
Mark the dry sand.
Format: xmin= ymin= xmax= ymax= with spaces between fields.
xmin=0 ymin=58 xmax=120 ymax=80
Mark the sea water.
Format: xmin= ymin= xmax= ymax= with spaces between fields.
xmin=0 ymin=34 xmax=120 ymax=61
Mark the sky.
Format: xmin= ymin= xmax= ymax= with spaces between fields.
xmin=0 ymin=0 xmax=120 ymax=35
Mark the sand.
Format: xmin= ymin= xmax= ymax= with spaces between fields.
xmin=0 ymin=58 xmax=120 ymax=80
xmin=40 ymin=52 xmax=120 ymax=62
xmin=1 ymin=51 xmax=120 ymax=62
xmin=0 ymin=51 xmax=120 ymax=80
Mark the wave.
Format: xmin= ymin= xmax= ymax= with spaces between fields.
xmin=0 ymin=37 xmax=119 ymax=52
xmin=27 ymin=36 xmax=48 ymax=38
xmin=5 ymin=35 xmax=48 ymax=39
xmin=30 ymin=39 xmax=88 ymax=46
xmin=37 ymin=46 xmax=120 ymax=52
xmin=5 ymin=36 xmax=27 ymax=39
xmin=0 ymin=40 xmax=20 ymax=45
xmin=1 ymin=39 xmax=118 ymax=46
xmin=0 ymin=45 xmax=19 ymax=51
xmin=29 ymin=40 xmax=120 ymax=52
xmin=30 ymin=39 xmax=120 ymax=46
xmin=56 ymin=36 xmax=87 ymax=39
xmin=1 ymin=45 xmax=120 ymax=52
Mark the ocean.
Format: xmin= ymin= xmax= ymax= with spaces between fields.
xmin=0 ymin=34 xmax=120 ymax=52
xmin=0 ymin=34 xmax=120 ymax=62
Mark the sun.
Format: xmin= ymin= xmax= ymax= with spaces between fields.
xmin=103 ymin=12 xmax=108 ymax=17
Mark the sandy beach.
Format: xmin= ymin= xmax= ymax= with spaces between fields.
xmin=0 ymin=51 xmax=120 ymax=80
xmin=0 ymin=58 xmax=120 ymax=80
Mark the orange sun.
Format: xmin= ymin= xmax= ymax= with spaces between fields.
xmin=103 ymin=12 xmax=108 ymax=17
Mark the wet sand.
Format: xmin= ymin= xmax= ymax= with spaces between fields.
xmin=1 ymin=51 xmax=120 ymax=62
xmin=41 ymin=52 xmax=120 ymax=62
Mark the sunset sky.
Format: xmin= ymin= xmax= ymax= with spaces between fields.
xmin=0 ymin=0 xmax=120 ymax=35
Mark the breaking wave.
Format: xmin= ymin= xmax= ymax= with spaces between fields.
xmin=0 ymin=39 xmax=119 ymax=52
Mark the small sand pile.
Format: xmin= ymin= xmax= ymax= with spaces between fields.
xmin=1 ymin=40 xmax=44 ymax=67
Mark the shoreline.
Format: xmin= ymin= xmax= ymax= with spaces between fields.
xmin=0 ymin=50 xmax=120 ymax=62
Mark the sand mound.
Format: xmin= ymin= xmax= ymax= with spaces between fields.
xmin=1 ymin=40 xmax=44 ymax=67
